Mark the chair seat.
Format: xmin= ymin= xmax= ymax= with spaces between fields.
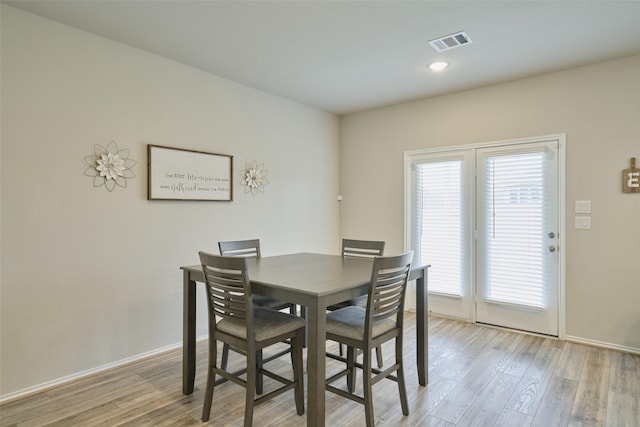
xmin=252 ymin=294 xmax=289 ymax=309
xmin=327 ymin=295 xmax=368 ymax=310
xmin=326 ymin=306 xmax=396 ymax=342
xmin=218 ymin=307 xmax=305 ymax=342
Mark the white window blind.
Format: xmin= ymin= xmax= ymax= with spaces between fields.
xmin=414 ymin=160 xmax=463 ymax=296
xmin=480 ymin=151 xmax=546 ymax=309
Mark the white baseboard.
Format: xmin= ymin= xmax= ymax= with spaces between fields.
xmin=566 ymin=335 xmax=640 ymax=355
xmin=411 ymin=309 xmax=640 ymax=354
xmin=0 ymin=334 xmax=208 ymax=404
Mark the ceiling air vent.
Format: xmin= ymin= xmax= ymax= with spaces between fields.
xmin=429 ymin=31 xmax=472 ymax=52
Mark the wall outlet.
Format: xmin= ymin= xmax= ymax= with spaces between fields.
xmin=575 ymin=200 xmax=591 ymax=214
xmin=575 ymin=216 xmax=591 ymax=229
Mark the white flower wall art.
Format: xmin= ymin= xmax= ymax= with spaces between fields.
xmin=240 ymin=160 xmax=269 ymax=196
xmin=84 ymin=141 xmax=136 ymax=192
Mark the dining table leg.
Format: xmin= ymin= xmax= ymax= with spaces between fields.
xmin=183 ymin=270 xmax=197 ymax=395
xmin=306 ymin=300 xmax=326 ymax=427
xmin=416 ymin=266 xmax=429 ymax=386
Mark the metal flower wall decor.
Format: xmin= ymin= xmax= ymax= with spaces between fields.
xmin=84 ymin=141 xmax=136 ymax=192
xmin=240 ymin=160 xmax=269 ymax=196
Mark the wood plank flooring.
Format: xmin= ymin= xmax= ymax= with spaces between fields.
xmin=1 ymin=314 xmax=638 ymax=426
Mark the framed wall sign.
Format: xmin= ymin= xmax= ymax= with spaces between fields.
xmin=147 ymin=145 xmax=233 ymax=201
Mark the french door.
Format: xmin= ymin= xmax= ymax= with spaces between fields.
xmin=405 ymin=136 xmax=563 ymax=336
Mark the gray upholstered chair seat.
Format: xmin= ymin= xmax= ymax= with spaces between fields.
xmin=325 ymin=295 xmax=367 ymax=310
xmin=252 ymin=294 xmax=286 ymax=309
xmin=326 ymin=306 xmax=396 ymax=341
xmin=218 ymin=307 xmax=305 ymax=341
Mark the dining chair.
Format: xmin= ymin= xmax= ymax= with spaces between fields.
xmin=218 ymin=239 xmax=296 ymax=314
xmin=325 ymin=251 xmax=414 ymax=427
xmin=328 ymin=239 xmax=386 ymax=368
xmin=218 ymin=239 xmax=296 ymax=394
xmin=199 ymin=251 xmax=305 ymax=426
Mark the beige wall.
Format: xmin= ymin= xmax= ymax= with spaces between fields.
xmin=340 ymin=55 xmax=640 ymax=352
xmin=0 ymin=5 xmax=340 ymax=398
xmin=2 ymin=3 xmax=639 ymax=401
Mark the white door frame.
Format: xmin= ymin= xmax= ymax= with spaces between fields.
xmin=404 ymin=133 xmax=566 ymax=339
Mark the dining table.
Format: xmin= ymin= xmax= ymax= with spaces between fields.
xmin=180 ymin=252 xmax=430 ymax=427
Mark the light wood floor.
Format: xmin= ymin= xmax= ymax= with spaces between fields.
xmin=1 ymin=314 xmax=639 ymax=426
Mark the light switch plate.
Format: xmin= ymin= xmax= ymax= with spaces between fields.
xmin=575 ymin=216 xmax=591 ymax=229
xmin=575 ymin=200 xmax=591 ymax=214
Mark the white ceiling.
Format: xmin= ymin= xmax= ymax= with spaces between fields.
xmin=5 ymin=0 xmax=640 ymax=114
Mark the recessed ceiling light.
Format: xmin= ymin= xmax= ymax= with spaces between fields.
xmin=429 ymin=61 xmax=449 ymax=71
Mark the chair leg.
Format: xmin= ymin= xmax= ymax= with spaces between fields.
xmin=346 ymin=346 xmax=356 ymax=393
xmin=221 ymin=343 xmax=230 ymax=370
xmin=245 ymin=348 xmax=256 ymax=427
xmin=362 ymin=347 xmax=375 ymax=427
xmin=292 ymin=329 xmax=305 ymax=415
xmin=256 ymin=350 xmax=264 ymax=395
xmin=300 ymin=306 xmax=307 ymax=348
xmin=375 ymin=345 xmax=384 ymax=368
xmin=202 ymin=339 xmax=218 ymax=422
xmin=396 ymin=337 xmax=409 ymax=416
xmin=296 ymin=305 xmax=307 ymax=348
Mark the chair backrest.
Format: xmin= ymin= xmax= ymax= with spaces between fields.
xmin=199 ymin=251 xmax=254 ymax=335
xmin=342 ymin=239 xmax=385 ymax=258
xmin=218 ymin=239 xmax=261 ymax=258
xmin=365 ymin=251 xmax=414 ymax=336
